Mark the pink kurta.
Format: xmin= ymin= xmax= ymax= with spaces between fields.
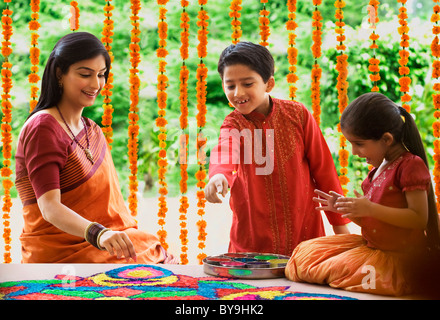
xmin=209 ymin=97 xmax=349 ymax=256
xmin=285 ymin=152 xmax=431 ymax=296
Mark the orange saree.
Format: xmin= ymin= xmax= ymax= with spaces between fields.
xmin=15 ymin=113 xmax=165 ymax=263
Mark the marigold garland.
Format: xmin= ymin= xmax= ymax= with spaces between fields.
xmin=101 ymin=0 xmax=115 ymax=146
xmin=398 ymin=0 xmax=411 ymax=112
xmin=229 ymin=0 xmax=242 ymax=44
xmin=431 ymin=1 xmax=440 ymax=211
xmin=286 ymin=0 xmax=298 ymax=100
xmin=368 ymin=0 xmax=380 ymax=92
xmin=259 ymin=0 xmax=270 ymax=47
xmin=178 ymin=0 xmax=190 ymax=265
xmin=28 ymin=0 xmax=40 ymax=113
xmin=127 ymin=0 xmax=141 ymax=219
xmin=311 ymin=0 xmax=323 ymax=126
xmin=156 ymin=0 xmax=169 ymax=250
xmin=69 ymin=1 xmax=79 ymax=31
xmin=1 ymin=1 xmax=13 ymax=264
xmin=196 ymin=0 xmax=209 ymax=264
xmin=334 ymin=0 xmax=350 ymax=195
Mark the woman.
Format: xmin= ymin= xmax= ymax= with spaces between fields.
xmin=15 ymin=32 xmax=175 ymax=263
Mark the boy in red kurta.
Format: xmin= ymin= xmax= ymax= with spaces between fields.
xmin=205 ymin=42 xmax=350 ymax=255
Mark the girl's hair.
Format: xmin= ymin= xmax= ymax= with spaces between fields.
xmin=28 ymin=32 xmax=111 ymax=119
xmin=217 ymin=41 xmax=274 ymax=83
xmin=341 ymin=92 xmax=440 ymax=249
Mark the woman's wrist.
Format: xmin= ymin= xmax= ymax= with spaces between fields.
xmin=84 ymin=222 xmax=110 ymax=250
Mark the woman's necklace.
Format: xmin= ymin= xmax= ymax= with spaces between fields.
xmin=56 ymin=106 xmax=94 ymax=164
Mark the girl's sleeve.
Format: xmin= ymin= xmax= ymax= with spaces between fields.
xmin=22 ymin=116 xmax=68 ymax=199
xmin=301 ymin=104 xmax=351 ymax=226
xmin=398 ymin=156 xmax=431 ymax=192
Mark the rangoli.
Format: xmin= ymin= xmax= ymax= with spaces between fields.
xmin=0 ymin=264 xmax=356 ymax=300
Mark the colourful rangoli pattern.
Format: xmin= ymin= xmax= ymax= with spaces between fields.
xmin=0 ymin=265 xmax=356 ymax=300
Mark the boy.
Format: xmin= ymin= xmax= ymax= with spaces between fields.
xmin=205 ymin=42 xmax=350 ymax=255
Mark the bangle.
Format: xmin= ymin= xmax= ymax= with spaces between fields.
xmin=96 ymin=228 xmax=111 ymax=250
xmin=85 ymin=222 xmax=108 ymax=250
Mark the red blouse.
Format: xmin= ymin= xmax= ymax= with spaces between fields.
xmin=209 ymin=97 xmax=349 ymax=255
xmin=361 ymin=152 xmax=431 ymax=251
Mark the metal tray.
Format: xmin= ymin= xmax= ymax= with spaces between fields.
xmin=202 ymin=252 xmax=290 ymax=279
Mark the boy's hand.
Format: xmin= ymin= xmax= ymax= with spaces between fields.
xmin=204 ymin=174 xmax=229 ymax=203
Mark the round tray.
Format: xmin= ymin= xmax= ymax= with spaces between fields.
xmin=202 ymin=252 xmax=290 ymax=279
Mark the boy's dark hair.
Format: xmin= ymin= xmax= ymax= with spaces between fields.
xmin=217 ymin=41 xmax=274 ymax=83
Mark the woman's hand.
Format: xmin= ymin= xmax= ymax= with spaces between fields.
xmin=204 ymin=173 xmax=229 ymax=203
xmin=313 ymin=189 xmax=344 ymax=213
xmin=99 ymin=230 xmax=137 ymax=262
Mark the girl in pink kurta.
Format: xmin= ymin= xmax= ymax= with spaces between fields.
xmin=205 ymin=42 xmax=350 ymax=256
xmin=285 ymin=92 xmax=440 ymax=297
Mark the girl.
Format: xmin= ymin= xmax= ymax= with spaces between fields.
xmin=15 ymin=32 xmax=176 ymax=263
xmin=285 ymin=92 xmax=440 ymax=297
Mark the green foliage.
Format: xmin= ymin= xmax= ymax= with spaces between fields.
xmin=1 ymin=0 xmax=436 ymax=198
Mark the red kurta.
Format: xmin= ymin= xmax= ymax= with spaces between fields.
xmin=209 ymin=97 xmax=349 ymax=255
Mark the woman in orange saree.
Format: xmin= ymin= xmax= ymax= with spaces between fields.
xmin=15 ymin=32 xmax=174 ymax=264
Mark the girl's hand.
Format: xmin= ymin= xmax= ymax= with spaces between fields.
xmin=99 ymin=230 xmax=137 ymax=262
xmin=334 ymin=190 xmax=372 ymax=219
xmin=204 ymin=174 xmax=229 ymax=203
xmin=313 ymin=189 xmax=344 ymax=213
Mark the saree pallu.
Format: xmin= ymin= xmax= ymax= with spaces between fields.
xmin=285 ymin=234 xmax=413 ymax=296
xmin=15 ymin=114 xmax=165 ymax=263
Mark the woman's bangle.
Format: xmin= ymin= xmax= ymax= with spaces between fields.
xmin=96 ymin=228 xmax=111 ymax=250
xmin=84 ymin=222 xmax=109 ymax=250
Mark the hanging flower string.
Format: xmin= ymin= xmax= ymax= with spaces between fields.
xmin=368 ymin=0 xmax=380 ymax=92
xmin=398 ymin=0 xmax=411 ymax=112
xmin=28 ymin=0 xmax=40 ymax=113
xmin=69 ymin=1 xmax=80 ymax=31
xmin=286 ymin=0 xmax=298 ymax=100
xmin=101 ymin=0 xmax=115 ymax=146
xmin=335 ymin=0 xmax=350 ymax=195
xmin=1 ymin=1 xmax=13 ymax=263
xmin=195 ymin=0 xmax=209 ymax=265
xmin=431 ymin=0 xmax=440 ymax=210
xmin=229 ymin=0 xmax=242 ymax=44
xmin=178 ymin=0 xmax=190 ymax=265
xmin=127 ymin=0 xmax=141 ymax=217
xmin=259 ymin=0 xmax=270 ymax=46
xmin=156 ymin=0 xmax=169 ymax=250
xmin=311 ymin=0 xmax=323 ymax=126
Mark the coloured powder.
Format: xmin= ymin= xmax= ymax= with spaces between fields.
xmin=254 ymin=255 xmax=279 ymax=261
xmin=220 ymin=261 xmax=246 ymax=267
xmin=245 ymin=261 xmax=270 ymax=268
xmin=268 ymin=259 xmax=289 ymax=268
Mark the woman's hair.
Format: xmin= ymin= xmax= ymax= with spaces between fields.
xmin=341 ymin=92 xmax=440 ymax=249
xmin=28 ymin=32 xmax=111 ymax=119
xmin=217 ymin=41 xmax=274 ymax=83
